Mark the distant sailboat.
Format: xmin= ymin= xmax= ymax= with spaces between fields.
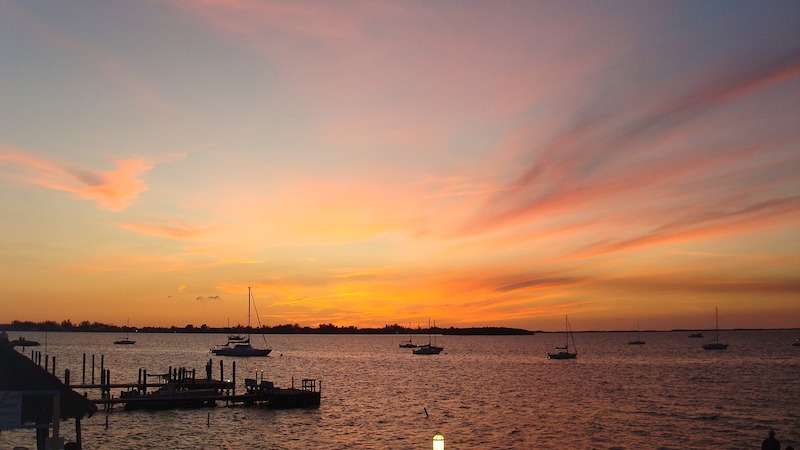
xmin=702 ymin=308 xmax=728 ymax=350
xmin=399 ymin=323 xmax=419 ymax=348
xmin=627 ymin=322 xmax=645 ymax=345
xmin=114 ymin=319 xmax=136 ymax=345
xmin=548 ymin=315 xmax=577 ymax=359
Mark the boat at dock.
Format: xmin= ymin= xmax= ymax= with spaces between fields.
xmin=120 ymin=383 xmax=217 ymax=410
xmin=548 ymin=315 xmax=577 ymax=359
xmin=243 ymin=377 xmax=321 ymax=409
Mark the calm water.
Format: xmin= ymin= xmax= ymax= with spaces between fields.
xmin=1 ymin=330 xmax=799 ymax=449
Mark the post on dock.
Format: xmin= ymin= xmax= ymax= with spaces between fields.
xmin=232 ymin=361 xmax=236 ymax=396
xmin=103 ymin=369 xmax=111 ymax=406
xmin=82 ymin=353 xmax=86 ymax=384
xmin=91 ymin=354 xmax=96 ymax=385
xmin=65 ymin=369 xmax=70 ymax=386
xmin=45 ymin=352 xmax=49 ymax=371
xmin=219 ymin=360 xmax=224 ymax=384
xmin=52 ymin=356 xmax=56 ymax=375
xmin=100 ymin=354 xmax=104 ymax=384
xmin=206 ymin=359 xmax=212 ymax=380
xmin=142 ymin=369 xmax=147 ymax=394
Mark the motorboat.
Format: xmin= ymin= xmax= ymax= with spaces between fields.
xmin=121 ymin=383 xmax=216 ymax=410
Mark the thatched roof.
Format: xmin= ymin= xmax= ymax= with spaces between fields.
xmin=0 ymin=342 xmax=97 ymax=424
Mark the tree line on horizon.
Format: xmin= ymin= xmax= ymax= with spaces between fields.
xmin=1 ymin=319 xmax=535 ymax=335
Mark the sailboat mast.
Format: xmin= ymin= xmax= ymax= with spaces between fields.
xmin=248 ymin=287 xmax=252 ymax=338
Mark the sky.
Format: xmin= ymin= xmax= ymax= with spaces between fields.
xmin=0 ymin=1 xmax=798 ymax=332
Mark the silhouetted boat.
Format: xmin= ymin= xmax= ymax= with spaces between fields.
xmin=114 ymin=319 xmax=136 ymax=345
xmin=792 ymin=338 xmax=800 ymax=347
xmin=10 ymin=337 xmax=40 ymax=347
xmin=702 ymin=308 xmax=728 ymax=350
xmin=627 ymin=322 xmax=645 ymax=345
xmin=548 ymin=315 xmax=577 ymax=359
xmin=412 ymin=319 xmax=443 ymax=355
xmin=120 ymin=383 xmax=216 ymax=410
xmin=212 ymin=287 xmax=271 ymax=357
xmin=399 ymin=337 xmax=419 ymax=348
xmin=688 ymin=332 xmax=703 ymax=338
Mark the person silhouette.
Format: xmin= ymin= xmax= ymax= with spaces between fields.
xmin=761 ymin=429 xmax=780 ymax=450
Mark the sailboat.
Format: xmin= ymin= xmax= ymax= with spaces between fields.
xmin=211 ymin=287 xmax=271 ymax=357
xmin=627 ymin=322 xmax=645 ymax=345
xmin=702 ymin=307 xmax=728 ymax=350
xmin=548 ymin=315 xmax=577 ymax=359
xmin=399 ymin=323 xmax=419 ymax=348
xmin=412 ymin=319 xmax=443 ymax=355
xmin=114 ymin=319 xmax=136 ymax=345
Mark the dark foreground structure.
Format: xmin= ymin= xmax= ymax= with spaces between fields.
xmin=0 ymin=332 xmax=97 ymax=450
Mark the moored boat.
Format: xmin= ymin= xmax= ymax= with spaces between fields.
xmin=548 ymin=315 xmax=577 ymax=359
xmin=412 ymin=319 xmax=443 ymax=355
xmin=702 ymin=308 xmax=728 ymax=350
xmin=211 ymin=287 xmax=271 ymax=357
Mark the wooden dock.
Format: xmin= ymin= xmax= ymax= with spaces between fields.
xmin=26 ymin=350 xmax=321 ymax=412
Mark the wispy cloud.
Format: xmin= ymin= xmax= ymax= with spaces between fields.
xmin=458 ymin=48 xmax=800 ymax=251
xmin=0 ymin=145 xmax=155 ymax=211
xmin=115 ymin=221 xmax=209 ymax=240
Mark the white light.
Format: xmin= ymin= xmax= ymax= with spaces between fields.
xmin=432 ymin=433 xmax=445 ymax=450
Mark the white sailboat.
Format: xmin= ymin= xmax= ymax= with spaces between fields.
xmin=211 ymin=287 xmax=271 ymax=357
xmin=702 ymin=307 xmax=728 ymax=350
xmin=548 ymin=315 xmax=577 ymax=359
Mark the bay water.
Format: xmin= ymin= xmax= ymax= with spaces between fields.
xmin=1 ymin=330 xmax=799 ymax=449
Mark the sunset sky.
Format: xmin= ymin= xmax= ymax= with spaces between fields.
xmin=1 ymin=1 xmax=798 ymax=331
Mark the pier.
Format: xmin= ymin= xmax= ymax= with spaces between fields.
xmin=28 ymin=350 xmax=321 ymax=412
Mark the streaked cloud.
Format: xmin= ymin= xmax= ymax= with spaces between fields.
xmin=0 ymin=146 xmax=154 ymax=211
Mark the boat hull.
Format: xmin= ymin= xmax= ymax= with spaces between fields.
xmin=702 ymin=343 xmax=728 ymax=350
xmin=412 ymin=346 xmax=443 ymax=355
xmin=213 ymin=345 xmax=271 ymax=357
xmin=548 ymin=351 xmax=577 ymax=359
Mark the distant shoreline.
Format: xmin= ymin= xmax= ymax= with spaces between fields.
xmin=2 ymin=320 xmax=797 ymax=335
xmin=0 ymin=321 xmax=535 ymax=335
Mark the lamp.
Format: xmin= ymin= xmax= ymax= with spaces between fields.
xmin=432 ymin=433 xmax=445 ymax=450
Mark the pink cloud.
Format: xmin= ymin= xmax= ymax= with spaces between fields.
xmin=0 ymin=146 xmax=153 ymax=211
